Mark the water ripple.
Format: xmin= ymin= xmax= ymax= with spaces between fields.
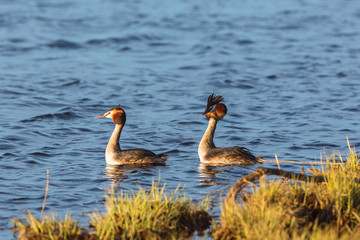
xmin=21 ymin=111 xmax=79 ymax=122
xmin=46 ymin=39 xmax=82 ymax=49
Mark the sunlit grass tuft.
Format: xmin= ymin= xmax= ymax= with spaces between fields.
xmin=89 ymin=180 xmax=212 ymax=240
xmin=11 ymin=181 xmax=211 ymax=240
xmin=11 ymin=211 xmax=86 ymax=240
xmin=214 ymin=142 xmax=360 ymax=240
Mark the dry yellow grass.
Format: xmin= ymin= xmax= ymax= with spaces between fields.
xmin=11 ymin=211 xmax=86 ymax=240
xmin=12 ymin=181 xmax=211 ymax=240
xmin=89 ymin=181 xmax=211 ymax=240
xmin=214 ymin=142 xmax=360 ymax=240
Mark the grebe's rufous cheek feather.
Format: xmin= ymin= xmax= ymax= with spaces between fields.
xmin=111 ymin=109 xmax=126 ymax=125
xmin=214 ymin=103 xmax=227 ymax=120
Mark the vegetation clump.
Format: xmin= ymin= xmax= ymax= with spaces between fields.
xmin=90 ymin=181 xmax=211 ymax=239
xmin=12 ymin=181 xmax=211 ymax=240
xmin=11 ymin=211 xmax=87 ymax=240
xmin=214 ymin=143 xmax=360 ymax=240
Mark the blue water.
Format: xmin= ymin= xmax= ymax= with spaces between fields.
xmin=1 ymin=0 xmax=360 ymax=238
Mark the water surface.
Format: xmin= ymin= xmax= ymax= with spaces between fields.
xmin=1 ymin=0 xmax=360 ymax=238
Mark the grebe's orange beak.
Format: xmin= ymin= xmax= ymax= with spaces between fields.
xmin=94 ymin=112 xmax=110 ymax=119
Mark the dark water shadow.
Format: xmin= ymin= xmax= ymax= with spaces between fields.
xmin=104 ymin=164 xmax=164 ymax=184
xmin=198 ymin=163 xmax=230 ymax=186
xmin=198 ymin=162 xmax=255 ymax=186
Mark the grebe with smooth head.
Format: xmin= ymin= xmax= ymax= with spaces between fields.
xmin=95 ymin=105 xmax=167 ymax=165
xmin=198 ymin=94 xmax=261 ymax=164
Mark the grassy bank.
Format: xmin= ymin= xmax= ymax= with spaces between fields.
xmin=89 ymin=182 xmax=211 ymax=239
xmin=11 ymin=212 xmax=84 ymax=240
xmin=11 ymin=143 xmax=360 ymax=239
xmin=214 ymin=143 xmax=360 ymax=239
xmin=12 ymin=181 xmax=212 ymax=240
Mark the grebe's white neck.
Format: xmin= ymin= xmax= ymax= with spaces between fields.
xmin=105 ymin=124 xmax=124 ymax=164
xmin=198 ymin=118 xmax=217 ymax=162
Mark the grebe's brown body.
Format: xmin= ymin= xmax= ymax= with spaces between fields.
xmin=96 ymin=105 xmax=167 ymax=165
xmin=198 ymin=94 xmax=261 ymax=164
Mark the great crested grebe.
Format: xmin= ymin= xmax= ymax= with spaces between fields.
xmin=95 ymin=105 xmax=167 ymax=165
xmin=198 ymin=94 xmax=262 ymax=164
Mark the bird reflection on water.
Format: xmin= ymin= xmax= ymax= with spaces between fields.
xmin=198 ymin=163 xmax=231 ymax=186
xmin=198 ymin=162 xmax=257 ymax=186
xmin=104 ymin=165 xmax=154 ymax=184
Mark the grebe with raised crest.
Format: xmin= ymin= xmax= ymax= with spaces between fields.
xmin=95 ymin=105 xmax=167 ymax=165
xmin=198 ymin=94 xmax=262 ymax=164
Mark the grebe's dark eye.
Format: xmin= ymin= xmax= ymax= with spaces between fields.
xmin=209 ymin=105 xmax=216 ymax=112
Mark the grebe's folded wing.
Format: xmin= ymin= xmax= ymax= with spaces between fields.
xmin=208 ymin=146 xmax=258 ymax=163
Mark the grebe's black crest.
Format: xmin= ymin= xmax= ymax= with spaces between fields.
xmin=111 ymin=105 xmax=122 ymax=111
xmin=204 ymin=94 xmax=224 ymax=114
